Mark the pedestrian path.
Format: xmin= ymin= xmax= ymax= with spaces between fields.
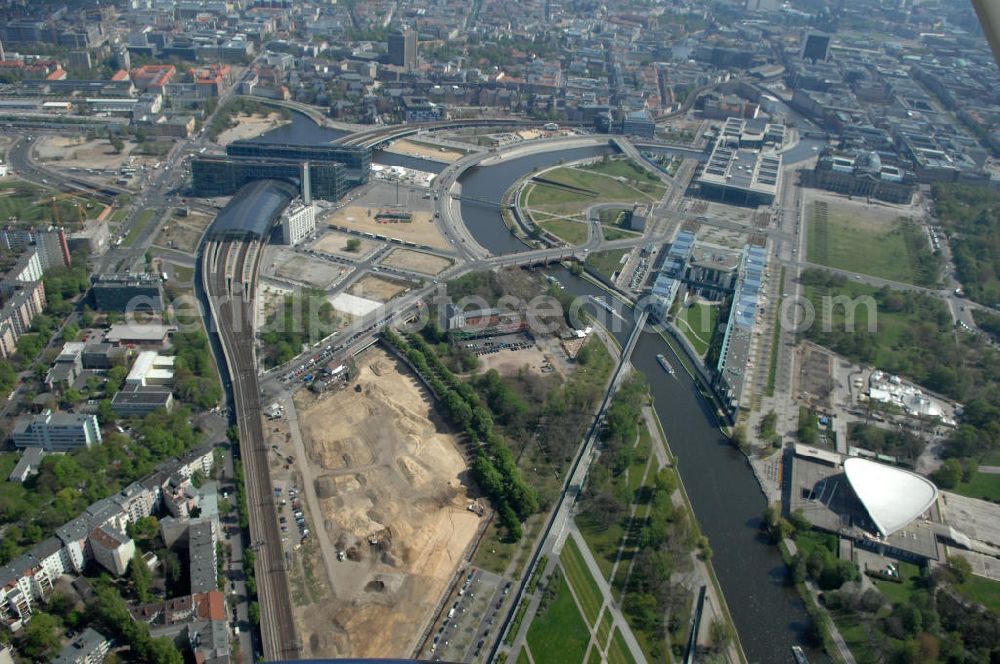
xmin=568 ymin=527 xmax=648 ymax=664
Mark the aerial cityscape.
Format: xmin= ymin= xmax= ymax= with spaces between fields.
xmin=0 ymin=0 xmax=998 ymax=663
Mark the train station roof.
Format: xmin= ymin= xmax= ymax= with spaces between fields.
xmin=208 ymin=179 xmax=298 ymax=238
xmin=842 ymin=457 xmax=938 ymax=537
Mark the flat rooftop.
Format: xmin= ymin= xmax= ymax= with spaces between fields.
xmin=105 ymin=324 xmax=174 ymax=343
xmin=698 ymin=137 xmax=782 ymax=197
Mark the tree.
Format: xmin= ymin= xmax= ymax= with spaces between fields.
xmin=62 ymin=322 xmax=80 ymax=341
xmin=106 ymin=365 xmax=128 ymax=398
xmin=129 ymin=557 xmax=153 ymax=603
xmin=708 ymin=618 xmax=733 ymax=651
xmin=861 ymin=588 xmax=885 ymax=613
xmin=18 ymin=612 xmax=62 ymax=660
xmin=932 ymin=458 xmax=963 ymax=489
xmin=949 ymin=555 xmax=972 ymax=584
xmin=789 ymin=509 xmax=812 ymax=533
xmin=623 ymin=593 xmax=660 ymax=632
xmin=128 ymin=516 xmax=159 ymax=543
xmin=63 ymin=388 xmax=83 ymax=406
xmin=345 ymin=238 xmax=362 ymax=252
xmin=249 ymin=601 xmax=260 ymax=625
xmin=97 ymin=399 xmax=116 ymax=425
xmin=161 ymin=550 xmax=181 ymax=586
xmin=798 ymin=408 xmax=819 ymax=445
xmin=110 ymin=136 xmax=125 ymax=153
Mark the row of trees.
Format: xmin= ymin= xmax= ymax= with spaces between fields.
xmin=849 ymin=422 xmax=924 ymax=462
xmin=88 ymin=584 xmax=184 ymax=663
xmin=931 ymin=183 xmax=1000 ymax=306
xmin=171 ymin=330 xmax=222 ymax=408
xmin=583 ymin=432 xmax=696 ymax=660
xmin=624 ymin=466 xmax=694 ymax=649
xmin=601 ymin=375 xmax=649 ymax=473
xmin=384 ymin=329 xmax=538 ymax=540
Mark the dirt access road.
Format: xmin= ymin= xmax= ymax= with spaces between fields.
xmin=290 ymin=347 xmax=482 ymax=658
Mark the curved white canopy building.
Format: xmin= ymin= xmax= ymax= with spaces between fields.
xmin=843 ymin=457 xmax=939 ymax=537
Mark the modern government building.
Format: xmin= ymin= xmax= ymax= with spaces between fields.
xmin=695 ymin=117 xmax=784 ymax=207
xmin=192 ymin=138 xmax=374 ymax=243
xmin=192 ymin=140 xmax=371 ymax=201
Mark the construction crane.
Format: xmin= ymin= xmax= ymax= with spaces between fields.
xmin=47 ymin=193 xmax=89 ymax=226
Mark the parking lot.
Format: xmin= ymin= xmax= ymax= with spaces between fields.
xmin=464 ymin=333 xmax=536 ymax=358
xmin=273 ymin=480 xmax=310 ymax=553
xmin=422 ymin=567 xmax=511 ymax=662
xmin=462 ymin=332 xmax=561 ymax=377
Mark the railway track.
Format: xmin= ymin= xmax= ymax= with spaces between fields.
xmin=202 ymin=238 xmax=299 ymax=660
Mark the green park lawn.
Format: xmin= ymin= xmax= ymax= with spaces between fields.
xmin=801 ymin=277 xmax=949 ymax=368
xmin=526 ymin=571 xmax=591 ymax=664
xmin=952 ymin=471 xmax=1000 ymax=503
xmin=959 ymin=573 xmax=1000 ymax=614
xmin=585 ymin=249 xmax=629 ymax=280
xmin=539 ymin=219 xmax=589 ymax=245
xmin=0 ymin=179 xmax=102 ymax=226
xmin=806 ymin=201 xmax=924 ymax=284
xmin=831 ymin=612 xmax=883 ymax=664
xmin=607 ymin=628 xmax=638 ymax=664
xmin=580 ymin=157 xmax=666 ymax=197
xmin=674 ymin=302 xmax=718 ymax=356
xmin=524 ymin=181 xmax=590 ymax=219
xmin=603 ymin=227 xmax=639 ymax=240
xmin=560 ymin=537 xmax=604 ymax=626
xmin=577 ymin=513 xmax=626 ymax=581
xmin=596 ymin=608 xmax=613 ymax=649
xmin=598 ymin=208 xmax=641 ymax=240
xmin=473 ymin=519 xmax=518 ymax=575
xmin=872 ymin=560 xmax=922 ymax=606
xmin=526 ymin=161 xmax=663 ymax=221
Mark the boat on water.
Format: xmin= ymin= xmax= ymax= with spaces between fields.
xmin=657 ymin=353 xmax=675 ymax=375
xmin=792 ymin=645 xmax=809 ymax=664
xmin=589 ymin=295 xmax=615 ymax=314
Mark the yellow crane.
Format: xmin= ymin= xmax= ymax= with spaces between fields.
xmin=47 ymin=193 xmax=89 ymax=226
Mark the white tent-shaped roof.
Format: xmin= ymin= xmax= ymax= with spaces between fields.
xmin=843 ymin=457 xmax=939 ymax=537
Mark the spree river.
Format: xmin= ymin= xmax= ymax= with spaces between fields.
xmin=257 ymin=111 xmax=819 ymax=662
xmin=455 ymin=144 xmax=821 ymax=663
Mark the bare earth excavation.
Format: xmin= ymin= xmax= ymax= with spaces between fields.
xmin=290 ymin=347 xmax=481 ymax=658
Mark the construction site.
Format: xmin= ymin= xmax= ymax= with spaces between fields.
xmin=283 ymin=346 xmax=483 ymax=658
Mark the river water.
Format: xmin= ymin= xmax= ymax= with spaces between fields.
xmin=548 ymin=267 xmax=820 ymax=663
xmin=452 ymin=144 xmax=821 ymax=663
xmin=257 ymin=111 xmax=821 ymax=662
xmin=458 ymin=145 xmax=615 ymax=255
